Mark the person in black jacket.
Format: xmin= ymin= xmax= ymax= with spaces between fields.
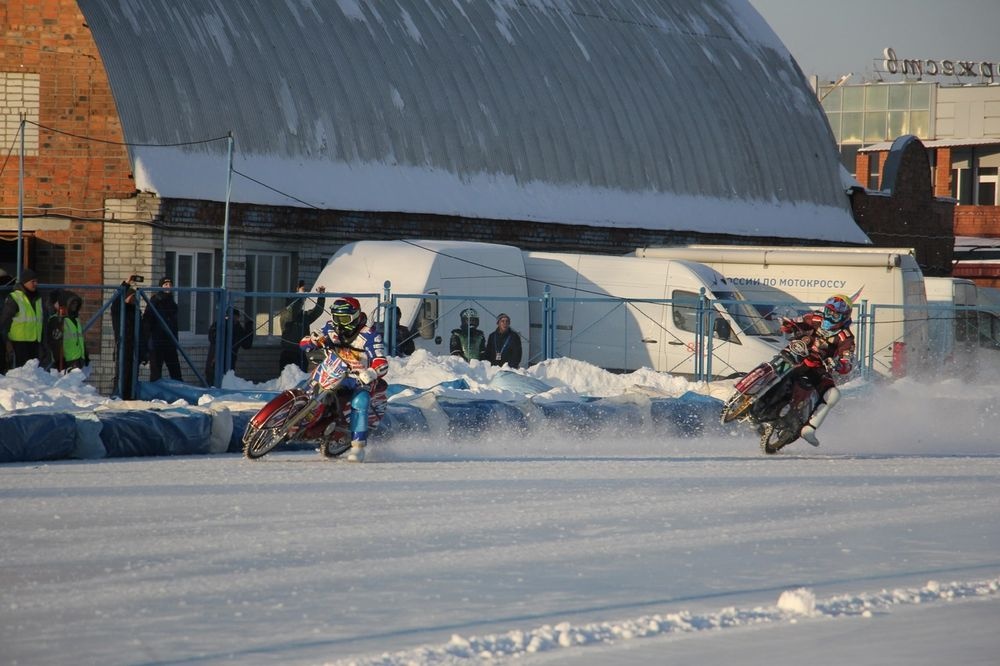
xmin=374 ymin=306 xmax=416 ymax=356
xmin=142 ymin=277 xmax=182 ymax=381
xmin=205 ymin=308 xmax=254 ymax=386
xmin=484 ymin=312 xmax=522 ymax=369
xmin=110 ymin=280 xmax=142 ymax=399
xmin=0 ymin=268 xmax=16 ymax=374
xmin=278 ymin=282 xmax=326 ymax=372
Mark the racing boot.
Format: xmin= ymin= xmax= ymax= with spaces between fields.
xmin=346 ymin=431 xmax=367 ymax=463
xmin=800 ymin=386 xmax=840 ymax=447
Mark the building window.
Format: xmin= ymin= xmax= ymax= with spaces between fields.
xmin=839 ymin=145 xmax=860 ymax=177
xmin=869 ymin=155 xmax=882 ymax=190
xmin=164 ymin=249 xmax=220 ymax=336
xmin=0 ymin=72 xmax=40 ymax=156
xmin=819 ymin=82 xmax=933 ymax=155
xmin=978 ymin=167 xmax=999 ymax=206
xmin=246 ymin=252 xmax=292 ymax=338
xmin=951 ymin=168 xmax=973 ymax=204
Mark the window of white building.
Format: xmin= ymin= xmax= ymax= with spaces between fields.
xmin=246 ymin=252 xmax=292 ymax=338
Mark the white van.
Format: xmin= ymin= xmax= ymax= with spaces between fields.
xmin=314 ymin=240 xmax=784 ymax=378
xmin=632 ymin=245 xmax=930 ymax=378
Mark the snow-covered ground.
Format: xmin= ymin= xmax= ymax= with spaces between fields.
xmin=2 ymin=354 xmax=1000 ymax=664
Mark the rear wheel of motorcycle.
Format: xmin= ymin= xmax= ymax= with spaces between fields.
xmin=243 ymin=393 xmax=312 ymax=459
xmin=320 ymin=424 xmax=351 ymax=459
xmin=759 ymin=423 xmax=796 ymax=455
xmin=720 ymin=393 xmax=753 ymax=424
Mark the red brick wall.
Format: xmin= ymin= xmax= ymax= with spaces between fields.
xmin=953 ymin=206 xmax=1000 ymax=238
xmin=1 ymin=0 xmax=134 ymax=284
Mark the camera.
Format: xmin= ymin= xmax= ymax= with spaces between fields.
xmin=130 ymin=275 xmax=145 ymax=283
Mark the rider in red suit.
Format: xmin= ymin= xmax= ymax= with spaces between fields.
xmin=779 ymin=294 xmax=856 ymax=446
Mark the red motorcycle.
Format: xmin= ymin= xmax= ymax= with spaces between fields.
xmin=720 ymin=337 xmax=824 ymax=454
xmin=242 ymin=347 xmax=358 ymax=460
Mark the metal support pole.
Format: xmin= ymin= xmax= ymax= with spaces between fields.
xmin=213 ymin=288 xmax=227 ymax=387
xmin=17 ymin=116 xmax=25 ymax=280
xmin=382 ymin=280 xmax=395 ymax=355
xmin=221 ymin=132 xmax=234 ymax=289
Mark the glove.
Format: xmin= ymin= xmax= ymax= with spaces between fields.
xmin=802 ymin=352 xmax=823 ymax=369
xmin=834 ymin=358 xmax=851 ymax=375
xmin=779 ymin=317 xmax=795 ymax=334
xmin=354 ymin=367 xmax=378 ymax=386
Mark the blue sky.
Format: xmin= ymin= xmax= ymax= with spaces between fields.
xmin=749 ymin=0 xmax=998 ymax=83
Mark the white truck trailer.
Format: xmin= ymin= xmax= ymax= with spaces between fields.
xmin=632 ymin=245 xmax=930 ymax=378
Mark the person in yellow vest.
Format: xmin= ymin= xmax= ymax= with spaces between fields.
xmin=0 ymin=268 xmax=43 ymax=369
xmin=46 ymin=291 xmax=89 ymax=373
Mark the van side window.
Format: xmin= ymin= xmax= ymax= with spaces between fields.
xmin=416 ymin=296 xmax=438 ymax=339
xmin=672 ymin=290 xmax=739 ymax=343
xmin=671 ymin=290 xmax=700 ymax=333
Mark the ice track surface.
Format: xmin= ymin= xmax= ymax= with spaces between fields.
xmin=3 ymin=420 xmax=1000 ymax=665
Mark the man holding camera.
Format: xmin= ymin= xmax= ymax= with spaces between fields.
xmin=111 ymin=275 xmax=144 ymax=398
xmin=278 ymin=280 xmax=326 ymax=372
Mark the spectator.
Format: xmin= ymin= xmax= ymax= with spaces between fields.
xmin=278 ymin=282 xmax=326 ymax=372
xmin=375 ymin=306 xmax=416 ymax=356
xmin=110 ymin=279 xmax=143 ymax=399
xmin=46 ymin=290 xmax=89 ymax=373
xmin=142 ymin=277 xmax=182 ymax=381
xmin=485 ymin=312 xmax=522 ymax=368
xmin=205 ymin=308 xmax=254 ymax=386
xmin=41 ymin=288 xmax=64 ymax=370
xmin=0 ymin=268 xmax=44 ymax=369
xmin=0 ymin=268 xmax=15 ymax=374
xmin=449 ymin=307 xmax=486 ymax=362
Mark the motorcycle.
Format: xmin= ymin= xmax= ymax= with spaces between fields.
xmin=242 ymin=346 xmax=361 ymax=460
xmin=720 ymin=336 xmax=825 ymax=454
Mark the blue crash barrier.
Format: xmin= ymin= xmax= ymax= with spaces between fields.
xmin=0 ymin=379 xmax=727 ymax=463
xmin=534 ymin=399 xmax=646 ymax=434
xmin=139 ymin=378 xmax=282 ymax=405
xmin=650 ymin=391 xmax=726 ymax=438
xmin=436 ymin=398 xmax=529 ymax=438
xmin=378 ymin=403 xmax=430 ymax=440
xmin=487 ymin=370 xmax=554 ymax=394
xmin=97 ymin=409 xmax=214 ymax=458
xmin=0 ymin=412 xmax=78 ymax=463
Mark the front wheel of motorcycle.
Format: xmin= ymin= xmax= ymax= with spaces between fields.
xmin=720 ymin=392 xmax=753 ymax=424
xmin=759 ymin=422 xmax=797 ymax=455
xmin=243 ymin=392 xmax=312 ymax=459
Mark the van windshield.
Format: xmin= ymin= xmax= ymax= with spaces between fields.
xmin=711 ymin=289 xmax=782 ymax=336
xmin=672 ymin=289 xmax=781 ymax=340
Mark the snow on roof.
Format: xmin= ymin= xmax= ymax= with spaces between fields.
xmin=80 ymin=0 xmax=867 ymax=244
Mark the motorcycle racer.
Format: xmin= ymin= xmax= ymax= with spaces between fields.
xmin=778 ymin=293 xmax=856 ymax=447
xmin=300 ymin=296 xmax=388 ymax=462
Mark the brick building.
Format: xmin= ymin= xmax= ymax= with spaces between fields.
xmin=817 ymin=70 xmax=1000 ymax=285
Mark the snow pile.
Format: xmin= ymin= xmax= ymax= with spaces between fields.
xmin=333 ymin=577 xmax=1000 ymax=665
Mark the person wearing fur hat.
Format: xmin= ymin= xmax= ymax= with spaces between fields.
xmin=0 ymin=268 xmax=43 ymax=370
xmin=142 ymin=277 xmax=183 ymax=381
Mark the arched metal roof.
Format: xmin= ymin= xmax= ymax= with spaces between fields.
xmin=78 ymin=0 xmax=869 ymax=243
